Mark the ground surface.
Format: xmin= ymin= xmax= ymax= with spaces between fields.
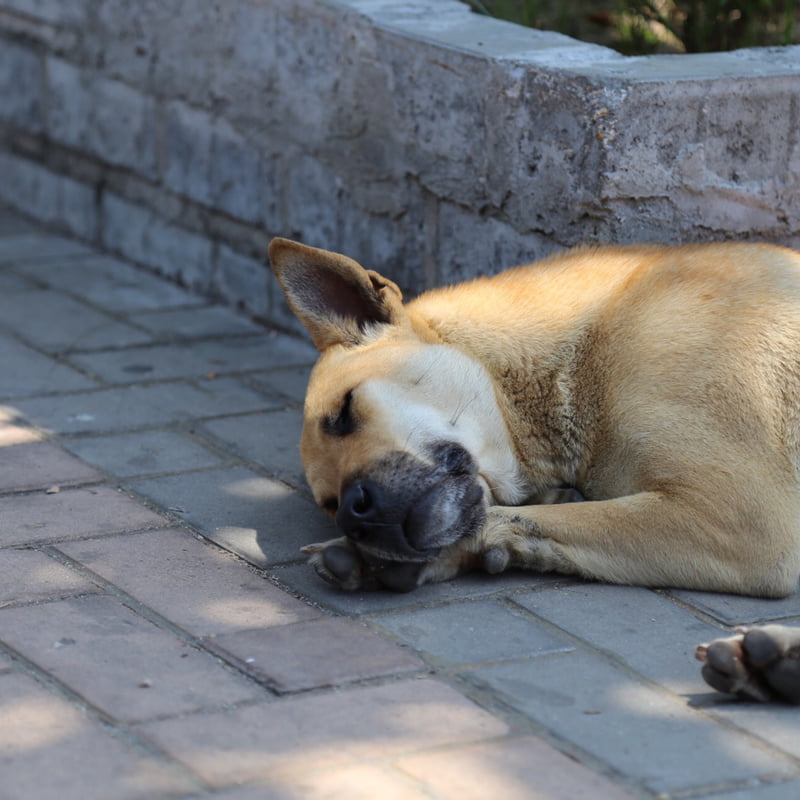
xmin=1 ymin=208 xmax=800 ymax=799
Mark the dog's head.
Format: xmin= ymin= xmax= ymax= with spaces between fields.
xmin=269 ymin=238 xmax=523 ymax=564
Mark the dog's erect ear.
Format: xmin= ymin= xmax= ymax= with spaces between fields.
xmin=268 ymin=238 xmax=405 ymax=350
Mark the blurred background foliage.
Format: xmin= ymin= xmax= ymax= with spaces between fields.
xmin=463 ymin=0 xmax=799 ymax=54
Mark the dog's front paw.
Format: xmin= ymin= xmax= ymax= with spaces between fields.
xmin=301 ymin=538 xmax=426 ymax=593
xmin=695 ymin=625 xmax=800 ymax=704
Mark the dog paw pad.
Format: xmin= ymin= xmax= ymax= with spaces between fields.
xmin=696 ymin=625 xmax=800 ymax=704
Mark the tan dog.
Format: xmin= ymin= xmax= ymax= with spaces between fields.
xmin=269 ymin=238 xmax=800 ymax=600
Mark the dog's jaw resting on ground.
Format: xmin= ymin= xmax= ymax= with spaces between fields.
xmin=269 ymin=238 xmax=800 ymax=602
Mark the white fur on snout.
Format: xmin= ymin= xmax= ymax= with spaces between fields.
xmin=359 ymin=346 xmax=526 ymax=505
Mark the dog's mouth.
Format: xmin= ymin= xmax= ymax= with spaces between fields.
xmin=334 ymin=443 xmax=487 ymax=563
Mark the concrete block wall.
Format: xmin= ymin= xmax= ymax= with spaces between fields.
xmin=0 ymin=0 xmax=798 ymax=327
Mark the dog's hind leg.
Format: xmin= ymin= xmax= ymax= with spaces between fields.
xmin=696 ymin=625 xmax=800 ymax=704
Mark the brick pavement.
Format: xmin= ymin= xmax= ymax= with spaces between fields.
xmin=1 ymin=208 xmax=799 ymax=799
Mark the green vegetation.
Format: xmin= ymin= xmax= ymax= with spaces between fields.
xmin=464 ymin=0 xmax=799 ymax=54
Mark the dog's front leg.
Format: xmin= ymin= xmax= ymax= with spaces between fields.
xmin=431 ymin=491 xmax=794 ymax=597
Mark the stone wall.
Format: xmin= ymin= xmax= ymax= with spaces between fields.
xmin=1 ymin=0 xmax=798 ymax=328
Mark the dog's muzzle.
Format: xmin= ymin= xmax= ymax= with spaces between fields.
xmin=334 ymin=442 xmax=486 ymax=562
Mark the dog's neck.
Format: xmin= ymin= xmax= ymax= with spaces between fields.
xmin=407 ymin=298 xmax=600 ymax=494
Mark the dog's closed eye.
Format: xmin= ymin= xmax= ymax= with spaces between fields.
xmin=322 ymin=389 xmax=357 ymax=437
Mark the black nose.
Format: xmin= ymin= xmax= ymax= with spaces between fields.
xmin=336 ymin=480 xmax=384 ymax=540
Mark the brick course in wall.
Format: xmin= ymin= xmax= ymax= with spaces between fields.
xmin=0 ymin=0 xmax=798 ymax=325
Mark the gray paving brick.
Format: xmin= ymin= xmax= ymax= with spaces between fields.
xmin=57 ymin=528 xmax=320 ymax=636
xmin=128 ymin=305 xmax=261 ymax=339
xmin=0 ymin=288 xmax=152 ymax=353
xmin=0 ymin=672 xmax=195 ymax=800
xmin=375 ymin=600 xmax=573 ymax=664
xmin=138 ymin=679 xmax=507 ymax=787
xmin=0 ymin=232 xmax=94 ymax=263
xmin=248 ymin=366 xmax=312 ymax=404
xmin=212 ymin=617 xmax=423 ymax=692
xmin=513 ymin=584 xmax=724 ymax=693
xmin=131 ymin=466 xmax=332 ymax=567
xmin=0 ymin=594 xmax=262 ymax=721
xmin=0 ymin=209 xmax=38 ymax=236
xmin=0 ymin=549 xmax=96 ymax=605
xmin=0 ymin=486 xmax=166 ymax=546
xmin=0 ymin=440 xmax=100 ymax=492
xmin=63 ymin=430 xmax=224 ymax=478
xmin=272 ymin=562 xmax=561 ymax=615
xmin=711 ymin=781 xmax=800 ymax=800
xmin=70 ymin=333 xmax=316 ymax=384
xmin=15 ymin=378 xmax=275 ymax=433
xmin=206 ymin=764 xmax=430 ymax=800
xmin=703 ymin=702 xmax=800 ymax=762
xmin=470 ymin=652 xmax=794 ymax=794
xmin=17 ymin=254 xmax=200 ymax=311
xmin=0 ymin=271 xmax=34 ymax=292
xmin=397 ymin=735 xmax=636 ymax=800
xmin=201 ymin=409 xmax=306 ymax=485
xmin=669 ymin=588 xmax=800 ymax=625
xmin=0 ymin=334 xmax=96 ymax=397
xmin=0 ymin=406 xmax=41 ymax=446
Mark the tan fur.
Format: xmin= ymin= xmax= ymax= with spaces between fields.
xmin=269 ymin=238 xmax=800 ymax=597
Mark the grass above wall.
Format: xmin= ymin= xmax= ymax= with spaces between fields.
xmin=464 ymin=0 xmax=799 ymax=54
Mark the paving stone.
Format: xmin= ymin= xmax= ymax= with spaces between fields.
xmin=0 ymin=549 xmax=96 ymax=605
xmin=131 ymin=466 xmax=332 ymax=567
xmin=17 ymin=255 xmax=201 ymax=311
xmin=248 ymin=365 xmax=312 ymax=404
xmin=0 ymin=232 xmax=94 ymax=262
xmin=0 ymin=271 xmax=35 ymax=292
xmin=375 ymin=600 xmax=573 ymax=665
xmin=0 ymin=288 xmax=153 ymax=352
xmin=0 ymin=594 xmax=262 ymax=721
xmin=0 ymin=672 xmax=195 ymax=800
xmin=470 ymin=652 xmax=793 ymax=794
xmin=669 ymin=588 xmax=800 ymax=625
xmin=138 ymin=679 xmax=507 ymax=787
xmin=0 ymin=334 xmax=96 ymax=398
xmin=513 ymin=584 xmax=724 ymax=693
xmin=129 ymin=304 xmax=261 ymax=339
xmin=0 ymin=406 xmax=42 ymax=445
xmin=397 ymin=735 xmax=636 ymax=800
xmin=206 ymin=764 xmax=429 ymax=800
xmin=57 ymin=528 xmax=320 ymax=636
xmin=0 ymin=440 xmax=101 ymax=492
xmin=63 ymin=430 xmax=224 ymax=478
xmin=0 ymin=486 xmax=166 ymax=546
xmin=70 ymin=333 xmax=316 ymax=383
xmin=15 ymin=378 xmax=276 ymax=434
xmin=212 ymin=617 xmax=424 ymax=692
xmin=702 ymin=702 xmax=800 ymax=761
xmin=271 ymin=562 xmax=561 ymax=615
xmin=711 ymin=780 xmax=800 ymax=800
xmin=202 ymin=409 xmax=306 ymax=485
xmin=0 ymin=209 xmax=38 ymax=236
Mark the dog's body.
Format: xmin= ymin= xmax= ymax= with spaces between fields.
xmin=269 ymin=238 xmax=800 ymax=599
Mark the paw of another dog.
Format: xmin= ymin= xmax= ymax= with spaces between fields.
xmin=301 ymin=539 xmax=426 ymax=593
xmin=695 ymin=624 xmax=800 ymax=704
